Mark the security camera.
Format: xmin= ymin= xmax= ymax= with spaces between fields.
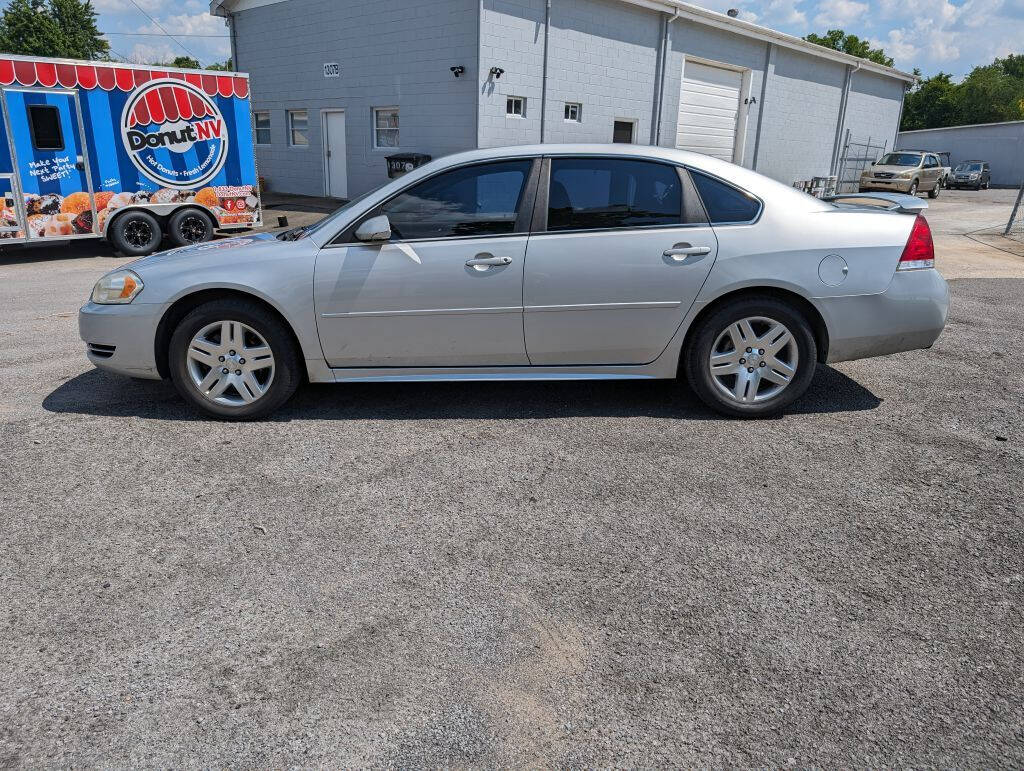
xmin=450 ymin=65 xmax=465 ymax=77
xmin=489 ymin=66 xmax=504 ymax=79
xmin=727 ymin=8 xmax=739 ymax=16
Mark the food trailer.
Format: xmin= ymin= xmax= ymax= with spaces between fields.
xmin=0 ymin=54 xmax=260 ymax=256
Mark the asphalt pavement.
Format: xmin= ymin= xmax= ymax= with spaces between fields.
xmin=0 ymin=190 xmax=1022 ymax=766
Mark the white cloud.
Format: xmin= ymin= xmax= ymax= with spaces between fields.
xmin=813 ymin=0 xmax=869 ymax=27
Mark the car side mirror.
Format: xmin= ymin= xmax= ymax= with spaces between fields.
xmin=355 ymin=214 xmax=392 ymax=242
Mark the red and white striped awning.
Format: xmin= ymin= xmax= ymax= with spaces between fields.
xmin=124 ymin=83 xmax=221 ymax=128
xmin=0 ymin=58 xmax=249 ymax=99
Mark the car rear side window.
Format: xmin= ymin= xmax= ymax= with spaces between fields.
xmin=547 ymin=158 xmax=682 ymax=232
xmin=381 ymin=160 xmax=532 ymax=240
xmin=689 ymin=170 xmax=761 ymax=224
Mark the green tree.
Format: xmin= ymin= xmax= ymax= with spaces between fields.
xmin=900 ymin=72 xmax=959 ymax=131
xmin=804 ymin=29 xmax=894 ymax=68
xmin=205 ymin=58 xmax=232 ymax=71
xmin=0 ymin=0 xmax=108 ymax=59
xmin=951 ymin=64 xmax=1024 ymax=125
xmin=167 ymin=56 xmax=200 ymax=69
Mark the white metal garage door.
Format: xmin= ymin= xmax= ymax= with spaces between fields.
xmin=676 ymin=61 xmax=743 ymax=162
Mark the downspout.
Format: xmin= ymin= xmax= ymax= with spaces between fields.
xmin=893 ymin=82 xmax=908 ymax=149
xmin=751 ymin=41 xmax=771 ymax=170
xmin=652 ymin=8 xmax=678 ymax=145
xmin=830 ymin=60 xmax=860 ymax=175
xmin=539 ymin=0 xmax=551 ymax=143
xmin=228 ymin=13 xmax=238 ymax=70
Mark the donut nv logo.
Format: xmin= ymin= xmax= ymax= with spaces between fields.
xmin=120 ymin=78 xmax=229 ymax=189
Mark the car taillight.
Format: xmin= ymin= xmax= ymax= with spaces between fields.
xmin=898 ymin=214 xmax=935 ymax=270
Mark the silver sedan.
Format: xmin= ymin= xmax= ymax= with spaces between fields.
xmin=79 ymin=144 xmax=949 ymax=419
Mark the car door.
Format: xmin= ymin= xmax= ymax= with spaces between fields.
xmin=924 ymin=155 xmax=940 ymax=188
xmin=523 ymin=156 xmax=719 ymax=365
xmin=314 ymin=158 xmax=538 ymax=367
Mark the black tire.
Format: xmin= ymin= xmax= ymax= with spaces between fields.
xmin=168 ymin=207 xmax=215 ymax=247
xmin=928 ymin=181 xmax=940 ymax=199
xmin=908 ymin=180 xmax=919 ymax=196
xmin=108 ymin=210 xmax=162 ymax=257
xmin=683 ymin=296 xmax=818 ymax=419
xmin=168 ymin=298 xmax=301 ymax=420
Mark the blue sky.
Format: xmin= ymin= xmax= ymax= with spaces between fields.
xmin=11 ymin=0 xmax=1024 ymax=78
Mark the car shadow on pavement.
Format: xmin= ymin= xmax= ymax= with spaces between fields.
xmin=43 ymin=364 xmax=880 ymax=421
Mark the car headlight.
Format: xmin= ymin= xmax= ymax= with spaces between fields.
xmin=91 ymin=270 xmax=144 ymax=304
xmin=900 ymin=170 xmax=915 ymax=178
xmin=969 ymin=173 xmax=979 ymax=179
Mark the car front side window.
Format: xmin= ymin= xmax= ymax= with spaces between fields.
xmin=380 ymin=160 xmax=533 ymax=240
xmin=546 ymin=157 xmax=682 ymax=232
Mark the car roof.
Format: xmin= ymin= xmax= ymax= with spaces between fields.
xmin=305 ymin=143 xmax=833 ymax=247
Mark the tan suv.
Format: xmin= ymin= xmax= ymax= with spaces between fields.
xmin=859 ymin=151 xmax=943 ymax=198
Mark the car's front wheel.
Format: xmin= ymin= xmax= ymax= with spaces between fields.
xmin=908 ymin=180 xmax=919 ymax=196
xmin=168 ymin=298 xmax=301 ymax=420
xmin=683 ymin=297 xmax=818 ymax=418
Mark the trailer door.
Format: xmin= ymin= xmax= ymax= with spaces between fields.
xmin=1 ymin=88 xmax=96 ymax=240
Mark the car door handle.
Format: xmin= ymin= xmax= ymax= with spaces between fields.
xmin=664 ymin=245 xmax=711 ymax=259
xmin=465 ymin=255 xmax=512 ymax=267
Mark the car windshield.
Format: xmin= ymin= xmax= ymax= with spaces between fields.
xmin=277 ymin=182 xmax=392 ymax=241
xmin=877 ymin=153 xmax=921 ymax=167
xmin=955 ymin=163 xmax=983 ymax=172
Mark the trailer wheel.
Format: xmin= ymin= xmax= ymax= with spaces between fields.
xmin=109 ymin=210 xmax=163 ymax=257
xmin=168 ymin=208 xmax=215 ymax=247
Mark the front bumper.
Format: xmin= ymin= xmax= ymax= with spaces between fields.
xmin=815 ymin=268 xmax=950 ymax=364
xmin=78 ymin=301 xmax=165 ymax=380
xmin=859 ymin=178 xmax=914 ymax=193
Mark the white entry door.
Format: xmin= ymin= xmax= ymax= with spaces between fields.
xmin=676 ymin=61 xmax=744 ymax=162
xmin=323 ymin=110 xmax=348 ymax=198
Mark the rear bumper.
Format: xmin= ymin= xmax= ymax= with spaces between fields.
xmin=78 ymin=301 xmax=164 ymax=379
xmin=815 ymin=268 xmax=950 ymax=364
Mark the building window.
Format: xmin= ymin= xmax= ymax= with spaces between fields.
xmin=253 ymin=111 xmax=271 ymax=145
xmin=288 ymin=110 xmax=308 ymax=147
xmin=373 ymin=107 xmax=400 ymax=148
xmin=613 ymin=120 xmax=635 ymax=143
xmin=27 ymin=105 xmax=64 ymax=151
xmin=564 ymin=102 xmax=581 ymax=122
xmin=506 ymin=96 xmax=525 ymax=118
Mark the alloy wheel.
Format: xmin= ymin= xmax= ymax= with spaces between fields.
xmin=124 ymin=219 xmax=153 ymax=248
xmin=179 ymin=214 xmax=209 ymax=243
xmin=708 ymin=316 xmax=799 ymax=404
xmin=185 ymin=320 xmax=275 ymax=406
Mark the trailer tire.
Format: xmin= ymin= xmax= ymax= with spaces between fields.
xmin=109 ymin=210 xmax=163 ymax=257
xmin=168 ymin=207 xmax=215 ymax=247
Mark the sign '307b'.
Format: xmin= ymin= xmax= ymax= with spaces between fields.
xmin=323 ymin=62 xmax=340 ymax=78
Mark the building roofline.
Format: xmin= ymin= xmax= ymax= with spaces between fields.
xmin=211 ymin=0 xmax=917 ymax=82
xmin=899 ymin=120 xmax=1024 ymax=133
xmin=619 ymin=0 xmax=916 ymax=81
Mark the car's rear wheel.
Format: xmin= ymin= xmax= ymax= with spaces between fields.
xmin=109 ymin=210 xmax=162 ymax=257
xmin=684 ymin=296 xmax=817 ymax=418
xmin=928 ymin=181 xmax=940 ymax=199
xmin=168 ymin=298 xmax=300 ymax=420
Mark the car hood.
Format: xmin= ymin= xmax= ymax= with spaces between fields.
xmin=128 ymin=232 xmax=284 ymax=271
xmin=867 ymin=164 xmax=917 ymax=175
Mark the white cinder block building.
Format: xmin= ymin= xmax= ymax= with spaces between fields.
xmin=210 ymin=0 xmax=915 ymax=198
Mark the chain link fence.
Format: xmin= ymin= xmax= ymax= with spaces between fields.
xmin=835 ymin=130 xmax=888 ymax=193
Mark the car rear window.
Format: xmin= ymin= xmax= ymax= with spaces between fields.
xmin=689 ymin=170 xmax=761 ymax=224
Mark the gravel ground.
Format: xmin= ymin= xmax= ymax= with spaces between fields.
xmin=1 ymin=191 xmax=1022 ymax=767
